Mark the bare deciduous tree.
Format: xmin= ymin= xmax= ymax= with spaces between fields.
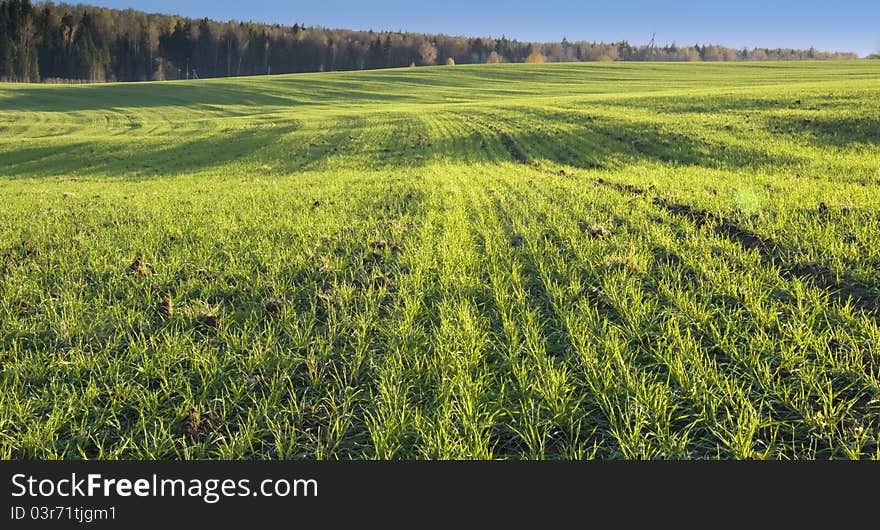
xmin=525 ymin=51 xmax=546 ymax=63
xmin=418 ymin=40 xmax=437 ymax=66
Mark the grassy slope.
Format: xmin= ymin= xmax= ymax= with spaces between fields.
xmin=1 ymin=61 xmax=879 ymax=459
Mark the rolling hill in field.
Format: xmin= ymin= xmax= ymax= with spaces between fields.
xmin=1 ymin=61 xmax=879 ymax=459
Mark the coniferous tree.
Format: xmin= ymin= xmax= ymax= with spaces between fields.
xmin=0 ymin=2 xmax=10 ymax=78
xmin=2 ymin=0 xmax=39 ymax=81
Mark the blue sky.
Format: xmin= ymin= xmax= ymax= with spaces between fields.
xmin=83 ymin=0 xmax=880 ymax=56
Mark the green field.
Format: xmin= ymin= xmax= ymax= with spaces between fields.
xmin=1 ymin=61 xmax=879 ymax=459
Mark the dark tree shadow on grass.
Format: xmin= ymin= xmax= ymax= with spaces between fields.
xmin=449 ymin=107 xmax=807 ymax=171
xmin=762 ymin=115 xmax=880 ymax=148
xmin=0 ymin=124 xmax=301 ymax=180
xmin=0 ymin=81 xmax=307 ymax=113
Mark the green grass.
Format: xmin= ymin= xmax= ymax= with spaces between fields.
xmin=1 ymin=61 xmax=879 ymax=459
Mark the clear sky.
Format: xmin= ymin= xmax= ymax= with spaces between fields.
xmin=81 ymin=0 xmax=880 ymax=56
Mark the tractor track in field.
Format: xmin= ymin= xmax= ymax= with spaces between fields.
xmin=592 ymin=177 xmax=651 ymax=197
xmin=592 ymin=178 xmax=880 ymax=314
xmin=495 ymin=128 xmax=530 ymax=165
xmin=460 ymin=114 xmax=531 ymax=165
xmin=450 ymin=113 xmax=879 ymax=315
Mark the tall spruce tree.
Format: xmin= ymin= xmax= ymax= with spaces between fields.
xmin=0 ymin=1 xmax=10 ymax=79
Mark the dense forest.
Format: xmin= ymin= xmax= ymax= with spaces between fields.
xmin=0 ymin=0 xmax=862 ymax=83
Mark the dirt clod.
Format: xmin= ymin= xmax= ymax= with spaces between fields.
xmin=588 ymin=225 xmax=611 ymax=238
xmin=372 ymin=275 xmax=392 ymax=289
xmin=362 ymin=251 xmax=382 ymax=267
xmin=196 ymin=313 xmax=220 ymax=330
xmin=180 ymin=409 xmax=214 ymax=441
xmin=265 ymin=298 xmax=285 ymax=314
xmin=604 ymin=254 xmax=643 ymax=274
xmin=510 ymin=235 xmax=525 ymax=248
xmin=15 ymin=299 xmax=34 ymax=315
xmin=127 ymin=257 xmax=152 ymax=276
xmin=315 ymin=254 xmax=332 ymax=272
xmin=157 ymin=296 xmax=173 ymax=317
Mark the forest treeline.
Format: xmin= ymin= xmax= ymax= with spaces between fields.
xmin=0 ymin=0 xmax=862 ymax=83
